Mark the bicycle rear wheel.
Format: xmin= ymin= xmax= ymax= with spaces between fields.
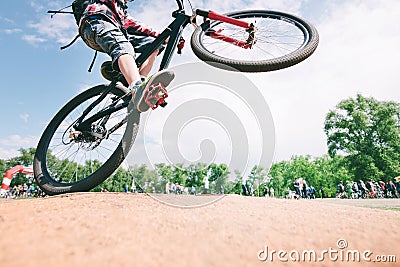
xmin=191 ymin=10 xmax=319 ymax=72
xmin=34 ymin=84 xmax=140 ymax=195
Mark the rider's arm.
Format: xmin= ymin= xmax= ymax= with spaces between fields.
xmin=123 ymin=14 xmax=160 ymax=37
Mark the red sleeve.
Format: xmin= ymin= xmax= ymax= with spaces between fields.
xmin=123 ymin=14 xmax=160 ymax=37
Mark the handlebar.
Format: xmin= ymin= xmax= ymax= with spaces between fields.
xmin=175 ymin=0 xmax=184 ymax=11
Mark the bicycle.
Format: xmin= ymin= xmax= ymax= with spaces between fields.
xmin=34 ymin=0 xmax=319 ymax=195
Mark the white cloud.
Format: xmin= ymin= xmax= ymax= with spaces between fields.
xmin=0 ymin=135 xmax=38 ymax=147
xmin=22 ymin=34 xmax=47 ymax=45
xmin=131 ymin=0 xmax=305 ymax=29
xmin=0 ymin=135 xmax=38 ymax=159
xmin=4 ymin=28 xmax=22 ymax=34
xmin=0 ymin=147 xmax=20 ymax=160
xmin=196 ymin=0 xmax=304 ymax=14
xmin=27 ymin=14 xmax=77 ymax=44
xmin=0 ymin=16 xmax=15 ymax=24
xmin=19 ymin=114 xmax=30 ymax=123
xmin=28 ymin=0 xmax=47 ymax=13
xmin=20 ymin=1 xmax=78 ymax=46
xmin=131 ymin=0 xmax=177 ymax=31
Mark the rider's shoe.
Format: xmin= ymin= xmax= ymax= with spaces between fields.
xmin=132 ymin=69 xmax=175 ymax=112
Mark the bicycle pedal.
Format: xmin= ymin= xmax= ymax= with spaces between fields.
xmin=144 ymin=83 xmax=169 ymax=110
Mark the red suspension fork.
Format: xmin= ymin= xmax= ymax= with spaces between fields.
xmin=196 ymin=9 xmax=250 ymax=28
xmin=209 ymin=30 xmax=251 ymax=49
xmin=195 ymin=9 xmax=255 ymax=49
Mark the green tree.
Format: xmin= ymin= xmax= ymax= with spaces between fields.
xmin=267 ymin=155 xmax=353 ymax=198
xmin=130 ymin=164 xmax=158 ymax=193
xmin=92 ymin=164 xmax=159 ymax=193
xmin=184 ymin=163 xmax=205 ymax=190
xmin=207 ymin=163 xmax=229 ymax=193
xmin=155 ymin=163 xmax=174 ymax=193
xmin=0 ymin=159 xmax=6 ymax=179
xmin=325 ymin=94 xmax=400 ymax=181
xmin=171 ymin=164 xmax=188 ymax=186
xmin=225 ymin=169 xmax=243 ymax=194
xmin=248 ymin=165 xmax=267 ymax=196
xmin=105 ymin=167 xmax=131 ymax=192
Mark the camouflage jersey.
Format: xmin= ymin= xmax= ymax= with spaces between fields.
xmin=80 ymin=0 xmax=159 ymax=37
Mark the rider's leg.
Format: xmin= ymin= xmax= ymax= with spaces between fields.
xmin=117 ymin=47 xmax=173 ymax=113
xmin=117 ymin=54 xmax=141 ymax=86
xmin=139 ymin=50 xmax=159 ymax=78
xmin=80 ymin=18 xmax=142 ymax=86
xmin=80 ymin=19 xmax=173 ymax=112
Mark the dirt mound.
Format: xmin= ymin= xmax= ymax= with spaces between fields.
xmin=0 ymin=193 xmax=399 ymax=266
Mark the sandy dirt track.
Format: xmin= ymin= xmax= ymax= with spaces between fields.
xmin=0 ymin=193 xmax=399 ymax=267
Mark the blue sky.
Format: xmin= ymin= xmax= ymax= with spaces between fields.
xmin=0 ymin=0 xmax=399 ymax=169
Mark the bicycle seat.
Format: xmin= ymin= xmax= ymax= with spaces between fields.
xmin=101 ymin=61 xmax=128 ymax=86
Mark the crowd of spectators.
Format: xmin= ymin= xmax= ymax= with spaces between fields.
xmin=291 ymin=178 xmax=316 ymax=199
xmin=3 ymin=184 xmax=46 ymax=198
xmin=336 ymin=179 xmax=399 ymax=199
xmin=3 ymin=178 xmax=399 ymax=199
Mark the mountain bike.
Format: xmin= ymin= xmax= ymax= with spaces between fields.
xmin=34 ymin=0 xmax=319 ymax=195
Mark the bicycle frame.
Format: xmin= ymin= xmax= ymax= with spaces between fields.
xmin=137 ymin=2 xmax=255 ymax=71
xmin=74 ymin=0 xmax=255 ymax=135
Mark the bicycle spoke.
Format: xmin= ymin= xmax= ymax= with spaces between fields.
xmin=42 ymin=87 xmax=130 ymax=185
xmin=199 ymin=12 xmax=308 ymax=62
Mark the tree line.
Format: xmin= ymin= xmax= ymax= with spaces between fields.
xmin=1 ymin=94 xmax=398 ymax=198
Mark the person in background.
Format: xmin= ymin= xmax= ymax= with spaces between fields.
xmin=269 ymin=187 xmax=274 ymax=198
xmin=320 ymin=187 xmax=326 ymax=199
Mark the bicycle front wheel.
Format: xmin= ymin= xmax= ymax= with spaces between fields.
xmin=191 ymin=10 xmax=319 ymax=72
xmin=34 ymin=84 xmax=140 ymax=195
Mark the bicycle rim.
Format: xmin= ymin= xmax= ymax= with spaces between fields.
xmin=191 ymin=10 xmax=319 ymax=72
xmin=35 ymin=85 xmax=136 ymax=191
